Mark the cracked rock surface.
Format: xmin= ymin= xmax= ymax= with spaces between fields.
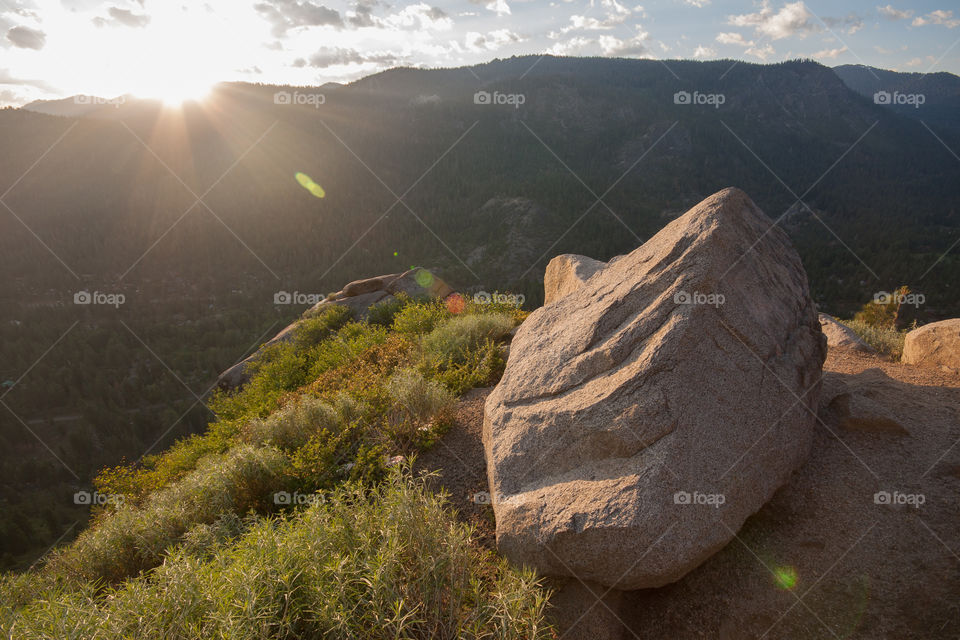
xmin=482 ymin=187 xmax=827 ymax=589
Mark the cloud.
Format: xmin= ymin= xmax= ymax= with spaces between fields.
xmin=348 ymin=0 xmax=380 ymax=27
xmin=550 ymin=0 xmax=635 ymax=37
xmin=684 ymin=0 xmax=710 ymax=6
xmin=0 ymin=67 xmax=55 ymax=91
xmin=904 ymin=57 xmax=924 ymax=67
xmin=812 ymin=45 xmax=847 ymax=59
xmin=715 ymin=31 xmax=753 ymax=46
xmin=465 ymin=28 xmax=522 ymax=51
xmin=912 ymin=9 xmax=960 ymax=28
xmin=693 ymin=45 xmax=716 ymax=58
xmin=822 ymin=13 xmax=862 ymax=35
xmin=877 ymin=5 xmax=913 ymax=20
xmin=598 ymin=25 xmax=649 ymax=56
xmin=305 ymin=46 xmax=397 ymax=67
xmin=745 ymin=43 xmax=775 ymax=59
xmin=727 ymin=1 xmax=817 ymax=40
xmin=382 ymin=3 xmax=452 ymax=31
xmin=93 ymin=7 xmax=151 ymax=28
xmin=6 ymin=25 xmax=46 ymax=49
xmin=547 ymin=35 xmax=593 ymax=55
xmin=254 ymin=0 xmax=343 ymax=37
xmin=468 ymin=0 xmax=511 ymax=17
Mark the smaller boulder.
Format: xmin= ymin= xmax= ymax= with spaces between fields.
xmin=543 ymin=254 xmax=608 ymax=305
xmin=819 ymin=314 xmax=873 ymax=352
xmin=903 ymin=319 xmax=960 ymax=372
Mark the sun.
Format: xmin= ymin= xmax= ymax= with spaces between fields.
xmin=134 ymin=79 xmax=214 ymax=107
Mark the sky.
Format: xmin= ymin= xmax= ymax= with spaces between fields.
xmin=1 ymin=0 xmax=959 ymax=106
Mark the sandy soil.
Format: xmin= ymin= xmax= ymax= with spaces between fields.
xmin=418 ymin=348 xmax=960 ymax=639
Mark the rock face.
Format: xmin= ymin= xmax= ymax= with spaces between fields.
xmin=543 ymin=254 xmax=609 ymax=305
xmin=217 ymin=268 xmax=452 ymax=390
xmin=818 ymin=313 xmax=873 ymax=352
xmin=482 ymin=187 xmax=826 ymax=590
xmin=902 ymin=319 xmax=960 ymax=373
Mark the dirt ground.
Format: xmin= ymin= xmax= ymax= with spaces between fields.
xmin=417 ymin=348 xmax=960 ymax=639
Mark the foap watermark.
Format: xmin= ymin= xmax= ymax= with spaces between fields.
xmin=74 ymin=490 xmax=124 ymax=506
xmin=75 ymin=95 xmax=125 ymax=108
xmin=74 ymin=291 xmax=125 ymax=308
xmin=874 ymin=490 xmax=925 ymax=508
xmin=674 ymin=90 xmax=726 ymax=109
xmin=674 ymin=290 xmax=725 ymax=308
xmin=473 ymin=291 xmax=526 ymax=306
xmin=274 ymin=91 xmax=325 ymax=109
xmin=874 ymin=291 xmax=925 ymax=308
xmin=274 ymin=291 xmax=325 ymax=305
xmin=474 ymin=90 xmax=526 ymax=109
xmin=471 ymin=491 xmax=525 ymax=506
xmin=674 ymin=490 xmax=726 ymax=508
xmin=274 ymin=491 xmax=325 ymax=506
xmin=874 ymin=91 xmax=925 ymax=109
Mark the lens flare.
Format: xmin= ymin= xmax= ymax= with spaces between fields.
xmin=773 ymin=566 xmax=798 ymax=590
xmin=415 ymin=269 xmax=435 ymax=289
xmin=295 ymin=172 xmax=325 ymax=198
xmin=446 ymin=293 xmax=466 ymax=314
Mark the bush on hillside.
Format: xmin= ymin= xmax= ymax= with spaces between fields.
xmin=1 ymin=470 xmax=554 ymax=640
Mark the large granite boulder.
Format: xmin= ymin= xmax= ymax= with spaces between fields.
xmin=482 ymin=187 xmax=826 ymax=590
xmin=217 ymin=268 xmax=452 ymax=390
xmin=902 ymin=319 xmax=960 ymax=373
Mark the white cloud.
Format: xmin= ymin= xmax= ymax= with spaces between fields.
xmin=382 ymin=3 xmax=452 ymax=31
xmin=693 ymin=45 xmax=716 ymax=58
xmin=912 ymin=10 xmax=960 ymax=28
xmin=684 ymin=0 xmax=710 ymax=6
xmin=877 ymin=5 xmax=913 ymax=20
xmin=745 ymin=43 xmax=775 ymax=59
xmin=464 ymin=28 xmax=522 ymax=51
xmin=904 ymin=57 xmax=924 ymax=67
xmin=547 ymin=35 xmax=593 ymax=55
xmin=469 ymin=0 xmax=511 ymax=17
xmin=6 ymin=25 xmax=46 ymax=49
xmin=728 ymin=1 xmax=818 ymax=40
xmin=812 ymin=45 xmax=847 ymax=59
xmin=716 ymin=31 xmax=753 ymax=46
xmin=598 ymin=25 xmax=649 ymax=56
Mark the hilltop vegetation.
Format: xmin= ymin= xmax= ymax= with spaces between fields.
xmin=0 ymin=294 xmax=555 ymax=638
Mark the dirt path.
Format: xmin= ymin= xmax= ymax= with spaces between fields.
xmin=419 ymin=348 xmax=960 ymax=639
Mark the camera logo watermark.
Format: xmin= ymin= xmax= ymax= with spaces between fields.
xmin=874 ymin=91 xmax=925 ymax=109
xmin=74 ymin=95 xmax=125 ymax=109
xmin=473 ymin=291 xmax=526 ymax=306
xmin=471 ymin=491 xmax=524 ymax=506
xmin=74 ymin=490 xmax=124 ymax=506
xmin=673 ymin=490 xmax=726 ymax=508
xmin=274 ymin=291 xmax=326 ymax=305
xmin=873 ymin=291 xmax=925 ymax=308
xmin=74 ymin=291 xmax=125 ymax=308
xmin=474 ymin=90 xmax=526 ymax=109
xmin=674 ymin=290 xmax=725 ymax=307
xmin=674 ymin=91 xmax=726 ymax=109
xmin=274 ymin=91 xmax=325 ymax=109
xmin=273 ymin=491 xmax=324 ymax=506
xmin=874 ymin=490 xmax=925 ymax=508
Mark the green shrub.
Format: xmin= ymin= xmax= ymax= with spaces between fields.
xmin=1 ymin=470 xmax=554 ymax=640
xmin=242 ymin=395 xmax=340 ymax=451
xmin=421 ymin=313 xmax=515 ymax=365
xmin=843 ymin=318 xmax=909 ymax=360
xmin=46 ymin=445 xmax=287 ymax=585
xmin=366 ymin=295 xmax=408 ymax=327
xmin=383 ymin=369 xmax=456 ymax=450
xmin=392 ymin=300 xmax=450 ymax=335
xmin=424 ymin=340 xmax=507 ymax=395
